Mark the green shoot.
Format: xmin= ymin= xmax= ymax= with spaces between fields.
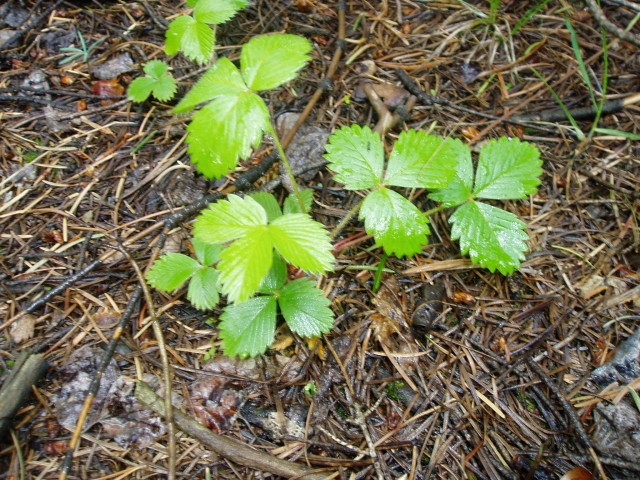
xmin=165 ymin=0 xmax=248 ymax=64
xmin=565 ymin=16 xmax=597 ymax=109
xmin=531 ymin=67 xmax=585 ymax=141
xmin=59 ymin=31 xmax=106 ymax=65
xmin=511 ymin=0 xmax=550 ymax=36
xmin=128 ymin=60 xmax=177 ymax=102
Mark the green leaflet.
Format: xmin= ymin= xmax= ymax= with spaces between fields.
xmin=473 ymin=137 xmax=542 ymax=200
xmin=194 ymin=0 xmax=247 ymax=25
xmin=219 ymin=296 xmax=277 ymax=358
xmin=449 ymin=201 xmax=529 ymax=274
xmin=188 ymin=267 xmax=220 ymax=310
xmin=269 ymin=213 xmax=334 ymax=273
xmin=249 ymin=192 xmax=282 ymax=222
xmin=165 ymin=16 xmax=214 ymax=65
xmin=324 ymin=125 xmax=384 ymax=189
xmin=186 ymin=91 xmax=270 ymax=179
xmin=383 ymin=130 xmax=461 ymax=189
xmin=192 ymin=237 xmax=223 ymax=266
xmin=173 ymin=58 xmax=246 ymax=114
xmin=241 ymin=34 xmax=312 ymax=91
xmin=194 ymin=194 xmax=267 ymax=244
xmin=217 ymin=227 xmax=273 ymax=303
xmin=146 ymin=253 xmax=202 ymax=292
xmin=428 ymin=142 xmax=473 ymax=207
xmin=283 ymin=189 xmax=314 ymax=215
xmin=279 ymin=278 xmax=333 ymax=338
xmin=360 ymin=187 xmax=430 ymax=258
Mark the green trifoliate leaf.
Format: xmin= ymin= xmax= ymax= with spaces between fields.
xmin=473 ymin=137 xmax=542 ymax=200
xmin=192 ymin=238 xmax=223 ymax=266
xmin=259 ymin=253 xmax=286 ymax=293
xmin=217 ymin=227 xmax=273 ymax=303
xmin=194 ymin=0 xmax=247 ymax=25
xmin=249 ymin=192 xmax=282 ymax=222
xmin=194 ymin=195 xmax=268 ymax=244
xmin=269 ymin=214 xmax=334 ymax=274
xmin=324 ymin=125 xmax=384 ymax=190
xmin=279 ymin=278 xmax=333 ymax=338
xmin=165 ymin=15 xmax=214 ymax=65
xmin=383 ymin=131 xmax=463 ymax=189
xmin=283 ymin=189 xmax=314 ymax=215
xmin=173 ymin=58 xmax=246 ymax=114
xmin=449 ymin=201 xmax=529 ymax=275
xmin=360 ymin=187 xmax=430 ymax=258
xmin=241 ymin=34 xmax=312 ymax=91
xmin=219 ymin=296 xmax=277 ymax=358
xmin=428 ymin=141 xmax=474 ymax=207
xmin=188 ymin=267 xmax=220 ymax=310
xmin=186 ymin=91 xmax=270 ymax=178
xmin=146 ymin=253 xmax=202 ymax=292
xmin=128 ymin=60 xmax=176 ymax=102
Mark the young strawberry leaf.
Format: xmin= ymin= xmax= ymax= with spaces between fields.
xmin=283 ymin=189 xmax=314 ymax=215
xmin=240 ymin=34 xmax=312 ymax=91
xmin=216 ymin=227 xmax=273 ymax=303
xmin=192 ymin=238 xmax=223 ymax=266
xmin=187 ymin=267 xmax=220 ymax=310
xmin=128 ymin=60 xmax=176 ymax=102
xmin=278 ymin=278 xmax=333 ymax=338
xmin=428 ymin=142 xmax=474 ymax=207
xmin=186 ymin=91 xmax=270 ymax=178
xmin=165 ymin=15 xmax=214 ymax=65
xmin=249 ymin=192 xmax=282 ymax=222
xmin=269 ymin=214 xmax=334 ymax=273
xmin=324 ymin=125 xmax=384 ymax=190
xmin=193 ymin=0 xmax=247 ymax=25
xmin=360 ymin=187 xmax=430 ymax=258
xmin=146 ymin=253 xmax=202 ymax=292
xmin=258 ymin=254 xmax=286 ymax=293
xmin=219 ymin=296 xmax=277 ymax=358
xmin=383 ymin=131 xmax=462 ymax=189
xmin=194 ymin=195 xmax=267 ymax=244
xmin=473 ymin=137 xmax=542 ymax=200
xmin=173 ymin=58 xmax=246 ymax=114
xmin=449 ymin=201 xmax=529 ymax=274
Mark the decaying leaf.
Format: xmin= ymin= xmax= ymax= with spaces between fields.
xmin=9 ymin=313 xmax=36 ymax=344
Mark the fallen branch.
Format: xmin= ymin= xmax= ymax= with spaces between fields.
xmin=135 ymin=381 xmax=329 ymax=480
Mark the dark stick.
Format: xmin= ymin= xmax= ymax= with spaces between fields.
xmin=395 ymin=68 xmax=568 ymax=137
xmin=0 ymin=95 xmax=76 ymax=110
xmin=0 ymin=0 xmax=64 ymax=53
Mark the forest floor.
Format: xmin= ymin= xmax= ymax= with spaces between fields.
xmin=1 ymin=0 xmax=640 ymax=479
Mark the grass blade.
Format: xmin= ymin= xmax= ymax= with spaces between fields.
xmin=565 ymin=16 xmax=597 ymax=109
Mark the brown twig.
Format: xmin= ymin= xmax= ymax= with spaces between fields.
xmin=135 ymin=381 xmax=328 ymax=480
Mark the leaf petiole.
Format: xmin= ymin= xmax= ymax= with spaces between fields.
xmin=269 ymin=122 xmax=306 ymax=213
xmin=330 ymin=197 xmax=365 ymax=240
xmin=422 ymin=204 xmax=450 ymax=218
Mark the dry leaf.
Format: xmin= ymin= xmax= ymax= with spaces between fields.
xmin=9 ymin=313 xmax=36 ymax=343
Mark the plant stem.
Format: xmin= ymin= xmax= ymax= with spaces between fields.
xmin=422 ymin=204 xmax=449 ymax=218
xmin=269 ymin=123 xmax=306 ymax=213
xmin=330 ymin=197 xmax=365 ymax=240
xmin=372 ymin=252 xmax=388 ymax=293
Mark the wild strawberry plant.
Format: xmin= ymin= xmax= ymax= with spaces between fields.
xmin=147 ymin=192 xmax=334 ymax=358
xmin=128 ymin=60 xmax=177 ymax=103
xmin=325 ymin=126 xmax=542 ymax=274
